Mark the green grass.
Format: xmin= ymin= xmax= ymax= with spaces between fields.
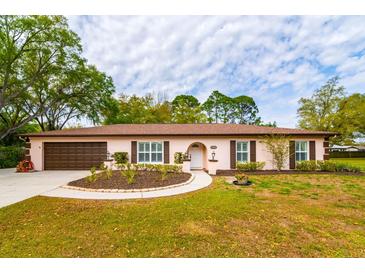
xmin=332 ymin=158 xmax=365 ymax=171
xmin=1 ymin=174 xmax=365 ymax=257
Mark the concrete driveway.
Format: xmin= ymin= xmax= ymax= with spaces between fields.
xmin=0 ymin=168 xmax=89 ymax=208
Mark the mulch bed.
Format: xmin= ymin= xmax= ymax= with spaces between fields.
xmin=216 ymin=170 xmax=365 ymax=176
xmin=68 ymin=171 xmax=192 ymax=190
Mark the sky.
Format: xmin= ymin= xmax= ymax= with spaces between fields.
xmin=68 ymin=16 xmax=365 ymax=128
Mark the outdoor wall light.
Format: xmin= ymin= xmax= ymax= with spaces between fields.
xmin=211 ymin=151 xmax=216 ymax=160
xmin=106 ymin=151 xmax=111 ymax=160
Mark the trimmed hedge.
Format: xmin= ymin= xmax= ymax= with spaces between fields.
xmin=236 ymin=161 xmax=265 ymax=171
xmin=296 ymin=160 xmax=361 ymax=173
xmin=330 ymin=151 xmax=365 ymax=158
xmin=0 ymin=146 xmax=25 ymax=168
xmin=295 ymin=160 xmax=317 ymax=171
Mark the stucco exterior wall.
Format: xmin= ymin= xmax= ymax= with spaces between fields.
xmin=29 ymin=136 xmax=326 ymax=171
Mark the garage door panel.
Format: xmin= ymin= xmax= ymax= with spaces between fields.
xmin=44 ymin=142 xmax=107 ymax=170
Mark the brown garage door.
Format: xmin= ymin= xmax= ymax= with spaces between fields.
xmin=44 ymin=142 xmax=107 ymax=170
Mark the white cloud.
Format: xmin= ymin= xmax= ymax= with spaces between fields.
xmin=68 ymin=16 xmax=365 ymax=127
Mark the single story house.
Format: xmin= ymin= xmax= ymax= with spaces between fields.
xmin=21 ymin=124 xmax=334 ymax=174
xmin=330 ymin=145 xmax=365 ymax=152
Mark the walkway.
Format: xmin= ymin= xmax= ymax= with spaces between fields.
xmin=42 ymin=170 xmax=212 ymax=200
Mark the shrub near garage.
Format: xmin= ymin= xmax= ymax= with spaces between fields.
xmin=112 ymin=152 xmax=128 ymax=164
xmin=0 ymin=146 xmax=25 ymax=168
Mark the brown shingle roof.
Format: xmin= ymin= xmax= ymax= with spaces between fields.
xmin=22 ymin=124 xmax=336 ymax=137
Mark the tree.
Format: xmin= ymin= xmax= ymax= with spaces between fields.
xmin=103 ymin=93 xmax=172 ymax=124
xmin=171 ymin=95 xmax=207 ymax=123
xmin=202 ymin=90 xmax=260 ymax=124
xmin=23 ymin=62 xmax=115 ymax=131
xmin=231 ymin=95 xmax=259 ymax=124
xmin=201 ymin=90 xmax=225 ymax=123
xmin=334 ymin=93 xmax=365 ymax=144
xmin=297 ymin=77 xmax=365 ymax=144
xmin=297 ymin=77 xmax=345 ymax=132
xmin=0 ymin=15 xmax=83 ymax=140
xmin=261 ymin=135 xmax=290 ymax=171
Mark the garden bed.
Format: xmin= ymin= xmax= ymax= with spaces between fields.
xmin=216 ymin=169 xmax=365 ymax=176
xmin=67 ymin=170 xmax=192 ymax=190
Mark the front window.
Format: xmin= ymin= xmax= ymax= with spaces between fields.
xmin=295 ymin=141 xmax=308 ymax=161
xmin=138 ymin=142 xmax=163 ymax=163
xmin=236 ymin=141 xmax=249 ymax=162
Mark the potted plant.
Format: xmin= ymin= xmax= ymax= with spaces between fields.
xmin=16 ymin=160 xmax=35 ymax=172
xmin=234 ymin=173 xmax=250 ymax=186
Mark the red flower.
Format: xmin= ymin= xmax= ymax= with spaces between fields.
xmin=16 ymin=160 xmax=34 ymax=172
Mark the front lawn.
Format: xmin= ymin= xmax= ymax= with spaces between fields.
xmin=332 ymin=158 xmax=365 ymax=171
xmin=1 ymin=174 xmax=365 ymax=257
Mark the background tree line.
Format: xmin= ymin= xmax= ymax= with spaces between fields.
xmin=102 ymin=90 xmax=274 ymax=126
xmin=4 ymin=15 xmax=363 ymax=150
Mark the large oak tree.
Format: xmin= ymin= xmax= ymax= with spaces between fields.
xmin=0 ymin=16 xmax=115 ymax=140
xmin=297 ymin=77 xmax=364 ymax=144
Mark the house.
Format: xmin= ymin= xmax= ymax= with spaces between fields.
xmin=330 ymin=145 xmax=365 ymax=152
xmin=21 ymin=124 xmax=334 ymax=175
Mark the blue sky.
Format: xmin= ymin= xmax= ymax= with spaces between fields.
xmin=68 ymin=16 xmax=365 ymax=128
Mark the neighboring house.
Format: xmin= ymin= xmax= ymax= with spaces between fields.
xmin=330 ymin=145 xmax=365 ymax=152
xmin=21 ymin=124 xmax=334 ymax=174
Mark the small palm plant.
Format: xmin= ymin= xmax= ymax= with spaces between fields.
xmin=157 ymin=164 xmax=170 ymax=181
xmin=120 ymin=163 xmax=136 ymax=184
xmin=100 ymin=163 xmax=113 ymax=179
xmin=87 ymin=167 xmax=97 ymax=183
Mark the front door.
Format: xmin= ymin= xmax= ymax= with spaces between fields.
xmin=190 ymin=145 xmax=202 ymax=169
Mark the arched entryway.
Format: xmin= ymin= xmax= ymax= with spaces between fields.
xmin=186 ymin=142 xmax=208 ymax=170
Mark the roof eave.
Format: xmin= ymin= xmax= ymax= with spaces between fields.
xmin=21 ymin=132 xmax=338 ymax=138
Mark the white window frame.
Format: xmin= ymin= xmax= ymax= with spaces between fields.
xmin=236 ymin=141 xmax=250 ymax=163
xmin=295 ymin=141 xmax=309 ymax=161
xmin=137 ymin=141 xmax=164 ymax=163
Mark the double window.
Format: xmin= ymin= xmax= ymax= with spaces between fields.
xmin=236 ymin=141 xmax=249 ymax=162
xmin=138 ymin=142 xmax=163 ymax=163
xmin=295 ymin=141 xmax=308 ymax=161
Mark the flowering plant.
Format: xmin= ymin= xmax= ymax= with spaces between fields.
xmin=16 ymin=160 xmax=34 ymax=172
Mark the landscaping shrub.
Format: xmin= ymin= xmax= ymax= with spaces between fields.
xmin=100 ymin=163 xmax=113 ymax=179
xmin=87 ymin=167 xmax=97 ymax=183
xmin=174 ymin=152 xmax=184 ymax=164
xmin=113 ymin=152 xmax=128 ymax=164
xmin=236 ymin=161 xmax=265 ymax=171
xmin=0 ymin=146 xmax=25 ymax=168
xmin=133 ymin=163 xmax=182 ymax=173
xmin=296 ymin=160 xmax=318 ymax=171
xmin=156 ymin=165 xmax=170 ymax=181
xmin=235 ymin=173 xmax=248 ymax=183
xmin=294 ymin=160 xmax=362 ymax=173
xmin=120 ymin=163 xmax=136 ymax=184
xmin=317 ymin=160 xmax=337 ymax=172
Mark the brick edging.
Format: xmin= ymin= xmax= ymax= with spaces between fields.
xmin=61 ymin=173 xmax=195 ymax=193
